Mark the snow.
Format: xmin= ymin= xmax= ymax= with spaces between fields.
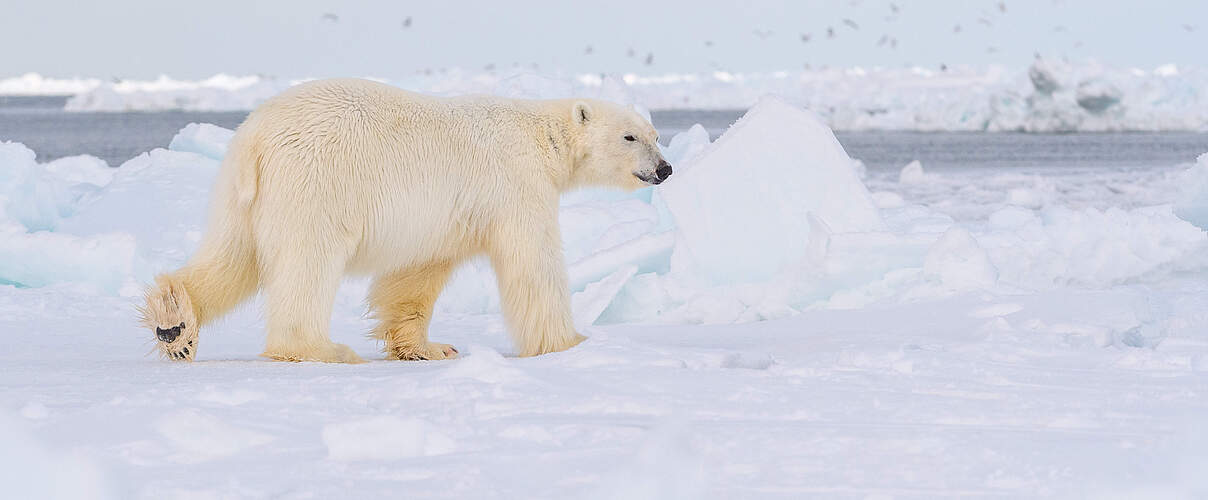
xmin=13 ymin=59 xmax=1208 ymax=131
xmin=322 ymin=416 xmax=456 ymax=461
xmin=3 ymin=104 xmax=1208 ymax=497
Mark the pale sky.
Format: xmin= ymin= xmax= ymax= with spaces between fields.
xmin=4 ymin=0 xmax=1205 ymax=79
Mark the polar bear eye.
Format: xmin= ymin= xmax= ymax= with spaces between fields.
xmin=624 ymin=135 xmax=636 ymax=142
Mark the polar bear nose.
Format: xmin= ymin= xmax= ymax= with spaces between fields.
xmin=655 ymin=161 xmax=673 ymax=182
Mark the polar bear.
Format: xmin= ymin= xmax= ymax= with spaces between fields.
xmin=139 ymin=78 xmax=671 ymax=363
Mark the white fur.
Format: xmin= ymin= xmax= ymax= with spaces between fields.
xmin=140 ymin=78 xmax=667 ymax=362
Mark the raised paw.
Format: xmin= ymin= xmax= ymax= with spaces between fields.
xmin=389 ymin=342 xmax=459 ymax=361
xmin=139 ymin=277 xmax=199 ymax=362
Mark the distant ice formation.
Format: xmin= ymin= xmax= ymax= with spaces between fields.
xmin=3 ymin=59 xmax=1205 ymax=131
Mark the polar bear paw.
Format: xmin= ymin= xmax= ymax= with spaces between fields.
xmin=389 ymin=342 xmax=459 ymax=361
xmin=263 ymin=342 xmax=365 ymax=364
xmin=139 ymin=276 xmax=199 ymax=362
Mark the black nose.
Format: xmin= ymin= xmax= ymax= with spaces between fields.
xmin=156 ymin=324 xmax=182 ymax=343
xmin=656 ymin=161 xmax=672 ymax=182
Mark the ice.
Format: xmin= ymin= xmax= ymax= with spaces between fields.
xmin=58 ymin=148 xmax=222 ymax=267
xmin=0 ymin=72 xmax=102 ymax=95
xmin=661 ymin=123 xmax=710 ymax=166
xmin=65 ymin=74 xmax=288 ymax=112
xmin=1174 ymin=153 xmax=1208 ymax=229
xmin=659 ymin=95 xmax=883 ymax=285
xmin=0 ymin=228 xmax=141 ymax=292
xmin=43 ymin=155 xmax=112 ymax=187
xmin=980 ymin=205 xmax=1206 ymax=288
xmin=897 ymin=160 xmax=930 ymax=184
xmin=25 ymin=60 xmax=1208 ymax=131
xmin=168 ymin=123 xmax=235 ymax=161
xmin=0 ymin=142 xmax=88 ymax=231
xmin=572 ymin=264 xmax=639 ymax=327
xmin=922 ymin=227 xmax=998 ymax=292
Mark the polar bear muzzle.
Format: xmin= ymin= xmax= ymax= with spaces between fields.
xmin=635 ymin=159 xmax=673 ymax=185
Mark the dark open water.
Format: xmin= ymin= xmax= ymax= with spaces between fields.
xmin=3 ymin=95 xmax=1207 ymax=170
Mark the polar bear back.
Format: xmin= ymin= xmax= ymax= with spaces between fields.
xmin=232 ymin=78 xmax=570 ymax=274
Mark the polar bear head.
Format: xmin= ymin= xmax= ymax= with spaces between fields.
xmin=570 ymin=100 xmax=672 ymax=190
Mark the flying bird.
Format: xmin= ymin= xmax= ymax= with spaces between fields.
xmin=627 ymin=48 xmax=635 ymax=57
xmin=752 ymin=28 xmax=774 ymax=39
xmin=977 ymin=17 xmax=993 ymax=27
xmin=320 ymin=13 xmax=339 ymax=22
xmin=402 ymin=16 xmax=412 ymax=28
xmin=998 ymin=1 xmax=1007 ymax=13
xmin=584 ymin=45 xmax=593 ymax=54
xmin=890 ymin=2 xmax=899 ymax=14
xmin=842 ymin=18 xmax=860 ymax=30
xmin=644 ymin=53 xmax=654 ymax=65
xmin=827 ymin=26 xmax=836 ymax=38
xmin=954 ymin=24 xmax=962 ymax=33
xmin=1183 ymin=24 xmax=1196 ymax=32
xmin=800 ymin=33 xmax=811 ymax=43
xmin=877 ymin=34 xmax=888 ymax=46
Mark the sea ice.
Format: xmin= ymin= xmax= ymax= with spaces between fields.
xmin=168 ymin=123 xmax=236 ymax=161
xmin=1174 ymin=153 xmax=1208 ymax=230
xmin=659 ymin=95 xmax=883 ymax=285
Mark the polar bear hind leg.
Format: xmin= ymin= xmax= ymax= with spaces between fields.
xmin=368 ymin=260 xmax=459 ymax=360
xmin=139 ymin=227 xmax=260 ymax=362
xmin=258 ymin=234 xmax=363 ymax=364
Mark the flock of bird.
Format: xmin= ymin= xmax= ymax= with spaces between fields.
xmin=314 ymin=1 xmax=1196 ymax=72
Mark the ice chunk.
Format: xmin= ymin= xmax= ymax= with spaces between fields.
xmin=659 ymin=96 xmax=882 ymax=285
xmin=168 ymin=123 xmax=235 ymax=161
xmin=568 ymin=232 xmax=675 ymax=291
xmin=1174 ymin=153 xmax=1208 ymax=230
xmin=1075 ymin=80 xmax=1122 ymax=113
xmin=662 ymin=124 xmax=710 ymax=167
xmin=58 ymin=149 xmax=223 ymax=266
xmin=898 ymin=160 xmax=929 ymax=184
xmin=572 ymin=264 xmax=639 ymax=327
xmin=922 ymin=227 xmax=998 ymax=291
xmin=43 ymin=155 xmax=112 ymax=187
xmin=0 ymin=72 xmax=102 ymax=95
xmin=0 ymin=142 xmax=90 ymax=231
xmin=65 ymin=74 xmax=284 ymax=112
xmin=1028 ymin=58 xmax=1062 ymax=95
xmin=980 ymin=206 xmax=1206 ymax=288
xmin=0 ymin=227 xmax=142 ymax=292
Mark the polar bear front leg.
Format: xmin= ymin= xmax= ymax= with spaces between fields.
xmin=488 ymin=213 xmax=587 ymax=357
xmin=368 ymin=261 xmax=459 ymax=360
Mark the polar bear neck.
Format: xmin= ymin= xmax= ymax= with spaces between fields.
xmin=514 ymin=99 xmax=584 ymax=192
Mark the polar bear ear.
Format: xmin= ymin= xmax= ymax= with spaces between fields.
xmin=573 ymin=101 xmax=593 ymax=125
